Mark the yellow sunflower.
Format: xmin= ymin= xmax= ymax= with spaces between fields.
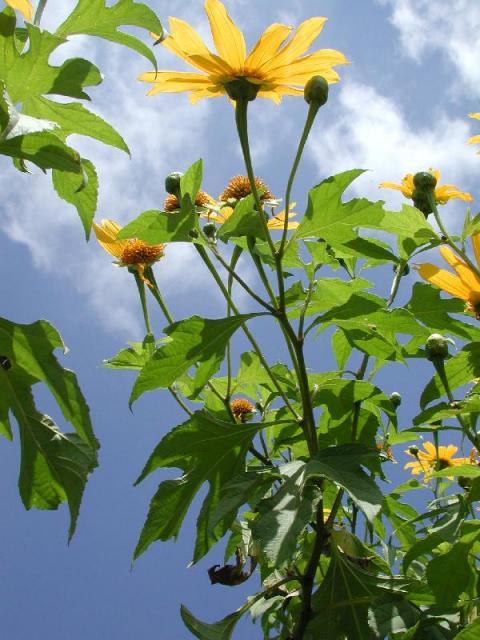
xmin=379 ymin=169 xmax=472 ymax=205
xmin=468 ymin=112 xmax=480 ymax=152
xmin=416 ymin=239 xmax=480 ymax=319
xmin=405 ymin=442 xmax=471 ymax=478
xmin=93 ymin=219 xmax=165 ymax=285
xmin=4 ymin=0 xmax=32 ymax=20
xmin=138 ymin=0 xmax=348 ymax=104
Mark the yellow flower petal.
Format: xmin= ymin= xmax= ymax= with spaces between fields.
xmin=439 ymin=246 xmax=480 ymax=291
xmin=93 ymin=220 xmax=127 ymax=260
xmin=261 ymin=17 xmax=327 ymax=71
xmin=245 ymin=23 xmax=293 ymax=70
xmin=267 ymin=49 xmax=349 ymax=84
xmin=468 ymin=135 xmax=480 ymax=145
xmin=4 ymin=0 xmax=32 ymax=21
xmin=204 ymin=0 xmax=246 ymax=70
xmin=434 ymin=185 xmax=473 ymax=204
xmin=417 ymin=263 xmax=472 ymax=302
xmin=469 ymin=113 xmax=480 ymax=120
xmin=472 ymin=234 xmax=480 ymax=267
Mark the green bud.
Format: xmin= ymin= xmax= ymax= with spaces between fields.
xmin=203 ymin=223 xmax=217 ymax=240
xmin=425 ymin=333 xmax=451 ymax=361
xmin=389 ymin=392 xmax=402 ymax=408
xmin=407 ymin=445 xmax=419 ymax=456
xmin=165 ymin=172 xmax=183 ymax=195
xmin=413 ymin=171 xmax=437 ymax=191
xmin=304 ymin=75 xmax=329 ymax=106
xmin=458 ymin=476 xmax=473 ymax=490
xmin=393 ymin=263 xmax=410 ymax=276
xmin=188 ymin=229 xmax=199 ymax=239
xmin=224 ymin=78 xmax=260 ymax=102
xmin=412 ymin=189 xmax=433 ymax=217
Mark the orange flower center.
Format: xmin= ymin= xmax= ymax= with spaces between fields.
xmin=164 ymin=191 xmax=212 ymax=212
xmin=220 ymin=175 xmax=274 ymax=201
xmin=121 ymin=239 xmax=164 ymax=265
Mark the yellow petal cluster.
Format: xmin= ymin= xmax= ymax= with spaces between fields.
xmin=4 ymin=0 xmax=32 ymax=20
xmin=404 ymin=441 xmax=471 ymax=478
xmin=468 ymin=112 xmax=480 ymax=152
xmin=93 ymin=219 xmax=164 ymax=285
xmin=416 ymin=238 xmax=480 ymax=319
xmin=139 ymin=0 xmax=348 ymax=104
xmin=379 ymin=169 xmax=472 ymax=205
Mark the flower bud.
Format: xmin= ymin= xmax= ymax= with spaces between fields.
xmin=165 ymin=172 xmax=183 ymax=195
xmin=425 ymin=333 xmax=450 ymax=361
xmin=224 ymin=78 xmax=260 ymax=102
xmin=407 ymin=445 xmax=419 ymax=456
xmin=0 ymin=355 xmax=11 ymax=370
xmin=413 ymin=171 xmax=437 ymax=191
xmin=203 ymin=223 xmax=217 ymax=240
xmin=304 ymin=75 xmax=329 ymax=106
xmin=393 ymin=263 xmax=410 ymax=276
xmin=389 ymin=392 xmax=402 ymax=408
xmin=412 ymin=172 xmax=437 ymax=217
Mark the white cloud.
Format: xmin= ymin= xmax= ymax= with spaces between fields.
xmin=379 ymin=0 xmax=480 ymax=98
xmin=308 ymin=80 xmax=478 ymax=220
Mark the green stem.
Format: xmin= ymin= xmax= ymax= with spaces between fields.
xmin=226 ymin=246 xmax=243 ymax=401
xmin=429 ymin=194 xmax=480 ymax=278
xmin=195 ymin=244 xmax=301 ymax=421
xmin=298 ymin=277 xmax=317 ymax=341
xmin=246 ymin=237 xmax=278 ymax=308
xmin=234 ymin=99 xmax=276 ymax=257
xmin=133 ymin=271 xmax=152 ymax=335
xmin=279 ymin=102 xmax=320 ymax=259
xmin=144 ymin=267 xmax=174 ymax=324
xmin=34 ymin=0 xmax=48 ymax=25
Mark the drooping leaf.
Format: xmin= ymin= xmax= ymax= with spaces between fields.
xmin=117 ymin=209 xmax=199 ymax=244
xmin=56 ymin=0 xmax=163 ymax=68
xmin=52 ymin=159 xmax=98 ymax=238
xmin=181 ymin=603 xmax=247 ymax=640
xmin=23 ymin=97 xmax=129 ymax=154
xmin=134 ymin=411 xmax=261 ymax=561
xmin=0 ymin=130 xmax=81 ymax=172
xmin=130 ymin=314 xmax=261 ymax=405
xmin=0 ymin=317 xmax=98 ymax=538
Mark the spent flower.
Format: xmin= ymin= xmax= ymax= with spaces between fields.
xmin=93 ymin=219 xmax=165 ymax=286
xmin=139 ymin=0 xmax=348 ymax=104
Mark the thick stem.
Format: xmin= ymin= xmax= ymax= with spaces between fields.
xmin=34 ymin=0 xmax=48 ymax=25
xmin=144 ymin=267 xmax=174 ymax=325
xmin=133 ymin=271 xmax=152 ymax=335
xmin=226 ymin=246 xmax=243 ymax=401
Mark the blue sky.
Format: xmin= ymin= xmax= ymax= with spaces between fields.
xmin=1 ymin=1 xmax=480 ymax=638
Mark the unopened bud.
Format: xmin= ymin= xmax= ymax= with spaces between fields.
xmin=389 ymin=392 xmax=402 ymax=407
xmin=165 ymin=172 xmax=183 ymax=195
xmin=203 ymin=223 xmax=217 ymax=240
xmin=407 ymin=445 xmax=419 ymax=456
xmin=413 ymin=171 xmax=437 ymax=191
xmin=304 ymin=75 xmax=329 ymax=106
xmin=425 ymin=333 xmax=451 ymax=361
xmin=412 ymin=172 xmax=437 ymax=218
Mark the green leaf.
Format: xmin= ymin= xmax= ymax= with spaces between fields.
xmin=331 ymin=329 xmax=352 ymax=369
xmin=382 ymin=204 xmax=437 ymax=258
xmin=0 ymin=130 xmax=81 ymax=172
xmin=368 ymin=595 xmax=420 ymax=637
xmin=103 ymin=341 xmax=156 ymax=370
xmin=52 ymin=159 xmax=98 ymax=238
xmin=131 ymin=315 xmax=261 ymax=405
xmin=426 ymin=539 xmax=477 ymax=608
xmin=56 ymin=0 xmax=163 ymax=68
xmin=216 ymin=195 xmax=267 ymax=241
xmin=432 ymin=465 xmax=480 ymax=479
xmin=0 ymin=317 xmax=98 ymax=538
xmin=406 ymin=284 xmax=480 ymax=342
xmin=181 ymin=604 xmax=247 ymax=640
xmin=0 ymin=81 xmax=58 ymax=139
xmin=333 ymin=234 xmax=399 ymax=264
xmin=0 ymin=18 xmax=102 ymax=103
xmin=462 ymin=211 xmax=480 ymax=239
xmin=180 ymin=159 xmax=203 ymax=206
xmin=306 ymin=444 xmax=383 ymax=521
xmin=293 ymin=170 xmax=386 ymax=244
xmin=453 ymin=619 xmax=480 ymax=639
xmin=23 ymin=97 xmax=129 ymax=153
xmin=421 ymin=343 xmax=480 ymax=408
xmin=117 ymin=209 xmax=199 ymax=244
xmin=134 ymin=411 xmax=260 ymax=561
xmin=251 ymin=461 xmax=319 ymax=567
xmin=289 ymin=277 xmax=372 ymax=319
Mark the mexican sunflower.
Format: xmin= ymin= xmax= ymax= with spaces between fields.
xmin=468 ymin=113 xmax=480 ymax=152
xmin=93 ymin=219 xmax=164 ymax=285
xmin=379 ymin=169 xmax=472 ymax=205
xmin=405 ymin=442 xmax=472 ymax=478
xmin=4 ymin=0 xmax=32 ymax=20
xmin=138 ymin=0 xmax=348 ymax=104
xmin=416 ymin=239 xmax=480 ymax=320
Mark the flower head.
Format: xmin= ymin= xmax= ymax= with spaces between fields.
xmin=4 ymin=0 xmax=32 ymax=20
xmin=416 ymin=237 xmax=480 ymax=319
xmin=202 ymin=203 xmax=299 ymax=230
xmin=163 ymin=190 xmax=213 ymax=212
xmin=220 ymin=175 xmax=274 ymax=202
xmin=93 ymin=219 xmax=164 ymax=285
xmin=379 ymin=169 xmax=472 ymax=206
xmin=230 ymin=398 xmax=255 ymax=423
xmin=405 ymin=441 xmax=471 ymax=478
xmin=139 ymin=0 xmax=348 ymax=104
xmin=468 ymin=112 xmax=480 ymax=153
